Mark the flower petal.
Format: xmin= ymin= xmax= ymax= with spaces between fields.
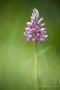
xmin=26 ymin=37 xmax=30 ymax=42
xmin=32 ymin=37 xmax=36 ymax=42
xmin=28 ymin=35 xmax=32 ymax=38
xmin=26 ymin=22 xmax=32 ymax=26
xmin=41 ymin=23 xmax=46 ymax=27
xmin=25 ymin=27 xmax=30 ymax=31
xmin=41 ymin=28 xmax=46 ymax=31
xmin=24 ymin=32 xmax=27 ymax=36
xmin=44 ymin=35 xmax=48 ymax=40
xmin=31 ymin=16 xmax=35 ymax=20
xmin=41 ymin=30 xmax=46 ymax=35
xmin=38 ymin=18 xmax=43 ymax=24
xmin=26 ymin=30 xmax=31 ymax=35
xmin=40 ymin=37 xmax=45 ymax=44
xmin=32 ymin=28 xmax=37 ymax=33
xmin=36 ymin=33 xmax=40 ymax=37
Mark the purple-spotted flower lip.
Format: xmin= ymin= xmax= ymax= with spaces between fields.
xmin=24 ymin=8 xmax=48 ymax=43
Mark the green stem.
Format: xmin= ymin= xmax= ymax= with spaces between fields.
xmin=34 ymin=41 xmax=38 ymax=90
xmin=35 ymin=41 xmax=37 ymax=73
xmin=34 ymin=42 xmax=41 ymax=90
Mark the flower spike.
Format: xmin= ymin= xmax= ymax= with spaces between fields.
xmin=24 ymin=8 xmax=48 ymax=43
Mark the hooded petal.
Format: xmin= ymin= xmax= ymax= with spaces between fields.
xmin=25 ymin=27 xmax=30 ymax=31
xmin=38 ymin=18 xmax=43 ymax=24
xmin=44 ymin=35 xmax=48 ymax=40
xmin=28 ymin=35 xmax=32 ymax=38
xmin=41 ymin=23 xmax=46 ymax=27
xmin=40 ymin=37 xmax=45 ymax=44
xmin=41 ymin=28 xmax=46 ymax=31
xmin=41 ymin=30 xmax=46 ymax=35
xmin=26 ymin=22 xmax=32 ymax=26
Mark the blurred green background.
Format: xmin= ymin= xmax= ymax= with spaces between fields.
xmin=0 ymin=0 xmax=60 ymax=90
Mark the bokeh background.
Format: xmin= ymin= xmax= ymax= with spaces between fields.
xmin=0 ymin=0 xmax=60 ymax=90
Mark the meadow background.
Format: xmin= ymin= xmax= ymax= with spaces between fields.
xmin=0 ymin=0 xmax=60 ymax=90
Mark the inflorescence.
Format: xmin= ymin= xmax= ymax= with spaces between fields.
xmin=24 ymin=8 xmax=48 ymax=44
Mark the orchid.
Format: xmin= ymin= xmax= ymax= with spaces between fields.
xmin=24 ymin=8 xmax=48 ymax=90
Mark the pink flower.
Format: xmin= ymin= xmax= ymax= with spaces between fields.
xmin=24 ymin=8 xmax=48 ymax=43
